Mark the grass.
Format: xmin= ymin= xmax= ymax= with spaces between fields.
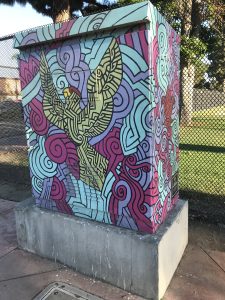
xmin=179 ymin=105 xmax=225 ymax=197
xmin=180 ymin=151 xmax=225 ymax=197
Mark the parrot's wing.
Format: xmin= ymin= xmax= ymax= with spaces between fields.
xmin=87 ymin=38 xmax=122 ymax=99
xmin=85 ymin=38 xmax=123 ymax=137
xmin=40 ymin=52 xmax=65 ymax=129
xmin=63 ymin=91 xmax=84 ymax=144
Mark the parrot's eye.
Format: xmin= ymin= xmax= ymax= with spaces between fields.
xmin=64 ymin=88 xmax=70 ymax=98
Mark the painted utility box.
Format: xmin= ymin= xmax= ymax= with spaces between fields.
xmin=14 ymin=1 xmax=180 ymax=234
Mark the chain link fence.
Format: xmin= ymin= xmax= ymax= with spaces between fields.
xmin=0 ymin=36 xmax=30 ymax=200
xmin=0 ymin=0 xmax=224 ymax=220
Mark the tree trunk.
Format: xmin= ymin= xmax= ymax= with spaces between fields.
xmin=179 ymin=0 xmax=194 ymax=126
xmin=54 ymin=9 xmax=71 ymax=23
xmin=52 ymin=0 xmax=71 ymax=23
xmin=181 ymin=64 xmax=195 ymax=126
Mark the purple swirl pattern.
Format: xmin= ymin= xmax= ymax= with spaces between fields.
xmin=50 ymin=176 xmax=72 ymax=214
xmin=45 ymin=134 xmax=80 ymax=179
xmin=94 ymin=128 xmax=124 ymax=176
xmin=57 ymin=41 xmax=90 ymax=100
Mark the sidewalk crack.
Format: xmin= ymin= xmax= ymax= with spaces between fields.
xmin=0 ymin=247 xmax=17 ymax=261
xmin=0 ymin=267 xmax=65 ymax=283
xmin=200 ymin=246 xmax=225 ymax=274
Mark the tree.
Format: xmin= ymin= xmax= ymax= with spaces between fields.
xmin=201 ymin=21 xmax=225 ymax=91
xmin=118 ymin=0 xmax=224 ymax=124
xmin=151 ymin=0 xmax=224 ymax=124
xmin=0 ymin=0 xmax=110 ymax=22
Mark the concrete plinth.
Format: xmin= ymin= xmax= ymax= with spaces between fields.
xmin=15 ymin=199 xmax=188 ymax=300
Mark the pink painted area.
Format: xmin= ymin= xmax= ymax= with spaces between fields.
xmin=94 ymin=128 xmax=124 ymax=178
xmin=152 ymin=23 xmax=159 ymax=87
xmin=45 ymin=133 xmax=80 ymax=179
xmin=29 ymin=99 xmax=49 ymax=135
xmin=19 ymin=55 xmax=40 ymax=89
xmin=56 ymin=19 xmax=77 ymax=40
xmin=50 ymin=176 xmax=73 ymax=214
xmin=171 ymin=193 xmax=179 ymax=207
xmin=125 ymin=33 xmax=134 ymax=49
xmin=139 ymin=30 xmax=149 ymax=63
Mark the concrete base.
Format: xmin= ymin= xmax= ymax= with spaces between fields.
xmin=15 ymin=199 xmax=188 ymax=300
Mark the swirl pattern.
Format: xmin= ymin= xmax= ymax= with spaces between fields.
xmin=29 ymin=98 xmax=49 ymax=135
xmin=29 ymin=136 xmax=57 ymax=180
xmin=45 ymin=133 xmax=80 ymax=179
xmin=50 ymin=176 xmax=66 ymax=201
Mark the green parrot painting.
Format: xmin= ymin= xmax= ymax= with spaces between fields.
xmin=39 ymin=38 xmax=122 ymax=191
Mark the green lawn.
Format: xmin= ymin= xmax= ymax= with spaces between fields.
xmin=180 ymin=151 xmax=225 ymax=197
xmin=179 ymin=105 xmax=225 ymax=197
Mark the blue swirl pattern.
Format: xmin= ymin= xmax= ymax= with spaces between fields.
xmin=29 ymin=136 xmax=57 ymax=180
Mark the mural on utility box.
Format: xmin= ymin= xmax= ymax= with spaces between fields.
xmin=18 ymin=2 xmax=180 ymax=233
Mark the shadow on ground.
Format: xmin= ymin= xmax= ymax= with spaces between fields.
xmin=0 ymin=163 xmax=31 ymax=201
xmin=181 ymin=190 xmax=225 ymax=226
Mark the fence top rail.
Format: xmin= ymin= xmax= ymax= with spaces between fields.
xmin=0 ymin=34 xmax=14 ymax=42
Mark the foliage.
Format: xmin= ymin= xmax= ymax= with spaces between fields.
xmin=194 ymin=59 xmax=209 ymax=88
xmin=0 ymin=0 xmax=110 ymax=20
xmin=181 ymin=36 xmax=207 ymax=64
xmin=200 ymin=25 xmax=225 ymax=90
xmin=118 ymin=0 xmax=225 ymax=90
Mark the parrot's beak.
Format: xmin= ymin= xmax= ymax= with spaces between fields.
xmin=64 ymin=87 xmax=71 ymax=99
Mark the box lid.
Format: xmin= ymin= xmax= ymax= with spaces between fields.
xmin=14 ymin=1 xmax=150 ymax=49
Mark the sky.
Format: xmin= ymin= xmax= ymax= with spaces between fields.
xmin=0 ymin=3 xmax=52 ymax=37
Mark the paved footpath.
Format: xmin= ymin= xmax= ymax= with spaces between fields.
xmin=0 ymin=198 xmax=225 ymax=300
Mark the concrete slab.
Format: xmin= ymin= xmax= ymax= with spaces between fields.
xmin=0 ymin=249 xmax=62 ymax=281
xmin=0 ymin=212 xmax=17 ymax=244
xmin=188 ymin=221 xmax=225 ymax=252
xmin=164 ymin=275 xmax=225 ymax=300
xmin=0 ymin=199 xmax=18 ymax=258
xmin=175 ymin=245 xmax=225 ymax=281
xmin=0 ymin=240 xmax=16 ymax=258
xmin=164 ymin=245 xmax=225 ymax=300
xmin=15 ymin=198 xmax=188 ymax=299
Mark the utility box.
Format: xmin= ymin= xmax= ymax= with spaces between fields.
xmin=15 ymin=3 xmax=188 ymax=299
xmin=15 ymin=0 xmax=180 ymax=234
